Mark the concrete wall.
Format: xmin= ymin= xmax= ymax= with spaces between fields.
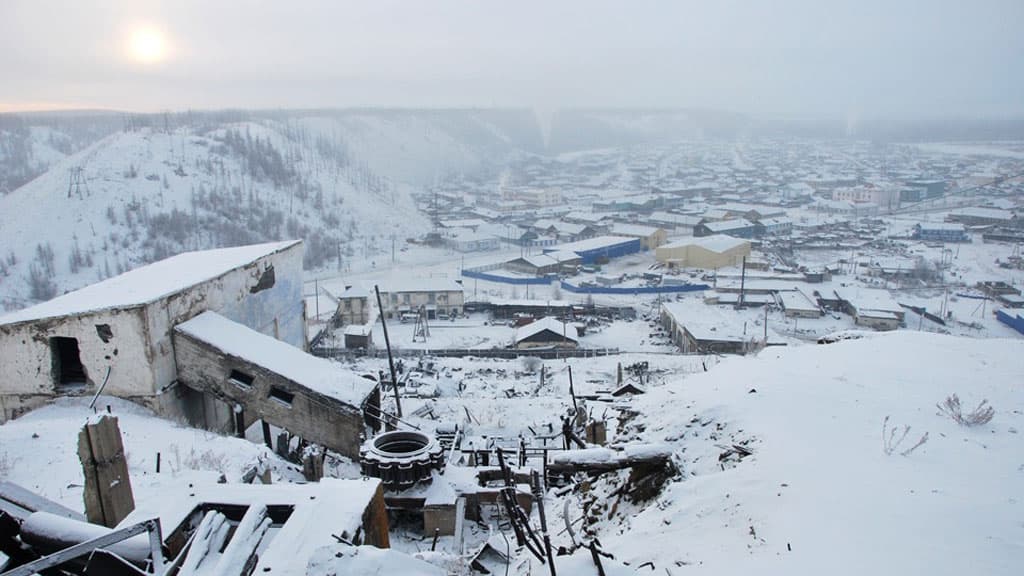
xmin=0 ymin=307 xmax=156 ymax=420
xmin=656 ymin=243 xmax=750 ymax=269
xmin=172 ymin=329 xmax=372 ymax=459
xmin=640 ymin=229 xmax=668 ymax=249
xmin=855 ymin=314 xmax=901 ymax=331
xmin=338 ymin=296 xmax=370 ymax=325
xmin=381 ymin=290 xmax=464 ymax=319
xmin=0 ymin=242 xmax=305 ymax=423
xmin=146 ymin=242 xmax=305 ymax=402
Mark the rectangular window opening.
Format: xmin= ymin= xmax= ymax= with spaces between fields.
xmin=268 ymin=386 xmax=294 ymax=407
xmin=51 ymin=336 xmax=88 ymax=389
xmin=229 ymin=369 xmax=254 ymax=389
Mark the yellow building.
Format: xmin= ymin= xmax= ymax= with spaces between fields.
xmin=654 ymin=234 xmax=751 ymax=269
xmin=610 ymin=224 xmax=668 ymax=249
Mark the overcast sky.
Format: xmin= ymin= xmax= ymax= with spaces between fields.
xmin=2 ymin=0 xmax=1022 ymax=118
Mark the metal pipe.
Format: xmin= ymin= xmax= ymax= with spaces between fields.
xmin=4 ymin=517 xmax=163 ymax=576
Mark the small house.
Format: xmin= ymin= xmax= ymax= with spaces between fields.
xmin=694 ymin=218 xmax=758 ymax=239
xmin=513 ymin=317 xmax=579 ymax=350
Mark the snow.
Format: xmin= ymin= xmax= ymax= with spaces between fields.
xmin=306 ymin=545 xmax=445 ymax=576
xmin=610 ymin=223 xmax=662 ymax=237
xmin=121 ymin=479 xmax=383 ymax=576
xmin=661 ymin=234 xmax=750 ymax=253
xmin=777 ymin=289 xmax=820 ymax=313
xmin=175 ymin=311 xmax=377 ymax=406
xmin=832 ymin=286 xmax=903 ymax=315
xmin=20 ymin=511 xmax=153 ymax=562
xmin=699 ymin=218 xmax=756 ymax=233
xmin=547 ymin=235 xmax=637 ymax=254
xmin=0 ymin=240 xmax=300 ymax=325
xmin=551 ymin=448 xmax=614 ymax=465
xmin=597 ymin=331 xmax=1024 ymax=575
xmin=661 ymin=299 xmax=785 ymax=343
xmin=0 ymin=396 xmax=304 ymax=514
xmin=514 ymin=317 xmax=579 ymax=344
xmin=0 ymin=120 xmax=433 ymax=313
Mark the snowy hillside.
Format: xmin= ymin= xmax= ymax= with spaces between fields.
xmin=1 ymin=332 xmax=1018 ymax=575
xmin=589 ymin=331 xmax=1022 ymax=575
xmin=0 ymin=109 xmax=553 ymax=312
xmin=0 ymin=112 xmax=123 ymax=194
xmin=295 ymin=109 xmax=544 ymax=185
xmin=0 ymin=118 xmax=432 ymax=311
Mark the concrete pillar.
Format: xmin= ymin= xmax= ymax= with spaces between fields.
xmin=78 ymin=415 xmax=135 ymax=527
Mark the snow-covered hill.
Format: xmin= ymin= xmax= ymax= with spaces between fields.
xmin=0 ymin=109 xmax=550 ymax=311
xmin=592 ymin=331 xmax=1022 ymax=575
xmin=0 ymin=119 xmax=423 ymax=310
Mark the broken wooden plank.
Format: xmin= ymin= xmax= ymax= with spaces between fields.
xmin=211 ymin=504 xmax=270 ymax=576
xmin=177 ymin=510 xmax=229 ymax=575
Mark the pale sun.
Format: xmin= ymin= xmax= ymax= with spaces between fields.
xmin=128 ymin=26 xmax=168 ymax=64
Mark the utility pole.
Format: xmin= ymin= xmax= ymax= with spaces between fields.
xmin=763 ymin=305 xmax=768 ymax=343
xmin=737 ymin=256 xmax=747 ymax=309
xmin=374 ymin=285 xmax=402 ymax=417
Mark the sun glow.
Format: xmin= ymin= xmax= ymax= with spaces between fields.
xmin=128 ymin=26 xmax=168 ymax=65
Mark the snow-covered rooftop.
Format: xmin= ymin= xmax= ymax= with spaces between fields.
xmin=949 ymin=207 xmax=1014 ymax=221
xmin=611 ymin=223 xmax=663 ymax=237
xmin=661 ymin=234 xmax=750 ymax=253
xmin=549 ymin=235 xmax=638 ymax=254
xmin=778 ymin=288 xmax=820 ymax=312
xmin=377 ymin=277 xmax=464 ymax=294
xmin=514 ymin=316 xmax=578 ymax=343
xmin=510 ymin=254 xmax=559 ymax=268
xmin=700 ymin=219 xmax=755 ymax=232
xmin=647 ymin=211 xmax=703 ymax=226
xmin=175 ymin=311 xmax=377 ymax=406
xmin=0 ymin=240 xmax=301 ymax=326
xmin=757 ymin=216 xmax=793 ymax=226
xmin=834 ymin=287 xmax=903 ymax=315
xmin=917 ymin=222 xmax=966 ymax=232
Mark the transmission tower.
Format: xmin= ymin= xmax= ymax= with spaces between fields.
xmin=67 ymin=167 xmax=90 ymax=199
xmin=412 ymin=305 xmax=430 ymax=342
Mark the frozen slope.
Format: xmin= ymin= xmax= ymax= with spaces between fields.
xmin=598 ymin=331 xmax=1022 ymax=575
xmin=0 ymin=121 xmax=429 ymax=311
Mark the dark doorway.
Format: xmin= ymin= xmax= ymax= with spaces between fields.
xmin=51 ymin=336 xmax=88 ymax=388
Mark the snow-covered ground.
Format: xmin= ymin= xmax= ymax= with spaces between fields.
xmin=595 ymin=331 xmax=1023 ymax=575
xmin=0 ymin=396 xmax=304 ymax=514
xmin=1 ymin=310 xmax=1020 ymax=575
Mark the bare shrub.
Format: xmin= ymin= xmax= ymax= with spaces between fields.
xmin=0 ymin=451 xmax=11 ymax=478
xmin=521 ymin=356 xmax=542 ymax=373
xmin=183 ymin=448 xmax=229 ymax=475
xmin=882 ymin=416 xmax=929 ymax=456
xmin=936 ymin=394 xmax=994 ymax=427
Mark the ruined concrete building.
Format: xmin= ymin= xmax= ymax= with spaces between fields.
xmin=0 ymin=240 xmax=379 ymax=458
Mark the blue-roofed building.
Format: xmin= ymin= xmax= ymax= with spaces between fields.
xmin=913 ymin=222 xmax=968 ymax=243
xmin=544 ymin=235 xmax=642 ymax=264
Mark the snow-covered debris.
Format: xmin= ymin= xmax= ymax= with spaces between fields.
xmin=306 ymin=545 xmax=445 ymax=576
xmin=0 ymin=396 xmax=303 ymax=513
